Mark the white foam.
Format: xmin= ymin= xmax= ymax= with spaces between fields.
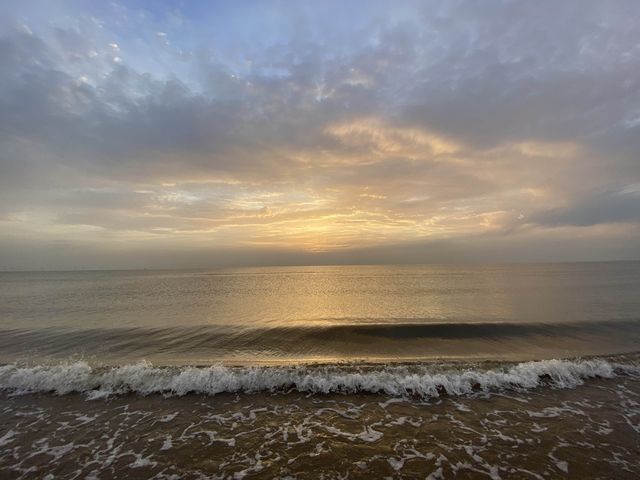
xmin=0 ymin=358 xmax=637 ymax=399
xmin=160 ymin=436 xmax=172 ymax=451
xmin=0 ymin=430 xmax=16 ymax=447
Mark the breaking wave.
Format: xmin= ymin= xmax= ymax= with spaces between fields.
xmin=1 ymin=357 xmax=638 ymax=400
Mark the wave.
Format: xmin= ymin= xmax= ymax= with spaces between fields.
xmin=2 ymin=318 xmax=640 ymax=352
xmin=1 ymin=357 xmax=638 ymax=400
xmin=291 ymin=319 xmax=640 ymax=339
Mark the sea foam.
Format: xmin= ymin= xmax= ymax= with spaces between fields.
xmin=0 ymin=358 xmax=637 ymax=399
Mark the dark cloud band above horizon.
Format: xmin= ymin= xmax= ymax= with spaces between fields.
xmin=1 ymin=0 xmax=639 ymax=270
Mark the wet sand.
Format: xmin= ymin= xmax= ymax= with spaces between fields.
xmin=1 ymin=374 xmax=639 ymax=479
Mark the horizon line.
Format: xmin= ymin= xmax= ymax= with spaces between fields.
xmin=2 ymin=258 xmax=639 ymax=274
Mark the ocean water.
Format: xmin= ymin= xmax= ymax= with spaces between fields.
xmin=2 ymin=262 xmax=640 ymax=365
xmin=1 ymin=262 xmax=640 ymax=478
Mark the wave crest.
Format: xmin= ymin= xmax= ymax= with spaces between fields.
xmin=0 ymin=358 xmax=637 ymax=400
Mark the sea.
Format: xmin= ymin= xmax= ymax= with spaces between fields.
xmin=0 ymin=262 xmax=639 ymax=479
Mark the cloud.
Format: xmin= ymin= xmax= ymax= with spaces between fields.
xmin=0 ymin=0 xmax=639 ymax=268
xmin=530 ymin=189 xmax=640 ymax=227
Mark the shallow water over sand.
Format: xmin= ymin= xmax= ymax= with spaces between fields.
xmin=2 ymin=369 xmax=640 ymax=479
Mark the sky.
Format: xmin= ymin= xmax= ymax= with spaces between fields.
xmin=1 ymin=0 xmax=639 ymax=270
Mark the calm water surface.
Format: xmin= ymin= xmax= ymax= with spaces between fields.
xmin=0 ymin=262 xmax=639 ymax=364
